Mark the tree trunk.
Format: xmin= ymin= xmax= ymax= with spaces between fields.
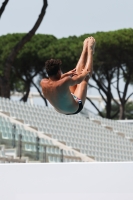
xmin=0 ymin=0 xmax=9 ymax=18
xmin=106 ymin=97 xmax=111 ymax=119
xmin=20 ymin=83 xmax=30 ymax=102
xmin=0 ymin=74 xmax=10 ymax=98
xmin=119 ymin=104 xmax=125 ymax=119
xmin=0 ymin=0 xmax=48 ymax=98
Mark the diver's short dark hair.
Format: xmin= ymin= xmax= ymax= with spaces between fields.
xmin=45 ymin=59 xmax=62 ymax=76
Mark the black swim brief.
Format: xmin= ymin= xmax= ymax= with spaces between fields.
xmin=66 ymin=93 xmax=83 ymax=115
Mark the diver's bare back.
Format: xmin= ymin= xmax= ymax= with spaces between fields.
xmin=41 ymin=77 xmax=78 ymax=114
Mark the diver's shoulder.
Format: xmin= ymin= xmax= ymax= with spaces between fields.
xmin=40 ymin=78 xmax=49 ymax=86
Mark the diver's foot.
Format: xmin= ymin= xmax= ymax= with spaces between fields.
xmin=88 ymin=36 xmax=96 ymax=54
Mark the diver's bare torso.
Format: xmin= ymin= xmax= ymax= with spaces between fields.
xmin=40 ymin=77 xmax=79 ymax=114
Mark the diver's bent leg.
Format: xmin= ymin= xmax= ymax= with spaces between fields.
xmin=69 ymin=85 xmax=77 ymax=94
xmin=75 ymin=39 xmax=88 ymax=74
xmin=73 ymin=76 xmax=89 ymax=106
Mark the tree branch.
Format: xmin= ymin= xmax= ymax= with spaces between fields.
xmin=116 ymin=67 xmax=121 ymax=101
xmin=111 ymin=76 xmax=124 ymax=84
xmin=31 ymin=80 xmax=48 ymax=106
xmin=125 ymin=92 xmax=133 ymax=104
xmin=122 ymin=76 xmax=130 ymax=102
xmin=86 ymin=97 xmax=104 ymax=117
xmin=20 ymin=83 xmax=30 ymax=102
xmin=88 ymin=83 xmax=107 ymax=103
xmin=1 ymin=0 xmax=48 ymax=98
xmin=98 ymin=77 xmax=108 ymax=91
xmin=120 ymin=64 xmax=126 ymax=76
xmin=92 ymin=73 xmax=108 ymax=96
xmin=112 ymin=83 xmax=124 ymax=94
xmin=5 ymin=0 xmax=48 ymax=66
xmin=110 ymin=93 xmax=119 ymax=106
xmin=88 ymin=83 xmax=99 ymax=90
xmin=0 ymin=0 xmax=9 ymax=18
xmin=98 ymin=89 xmax=107 ymax=104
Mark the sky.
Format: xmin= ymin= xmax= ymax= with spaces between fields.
xmin=0 ymin=0 xmax=133 ymax=112
xmin=0 ymin=0 xmax=133 ymax=38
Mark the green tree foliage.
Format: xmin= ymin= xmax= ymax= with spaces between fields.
xmin=0 ymin=33 xmax=57 ymax=102
xmin=0 ymin=0 xmax=48 ymax=98
xmin=0 ymin=29 xmax=133 ymax=118
xmin=14 ymin=34 xmax=57 ymax=103
xmin=101 ymin=102 xmax=133 ymax=120
xmin=38 ymin=36 xmax=82 ymax=73
xmin=85 ymin=29 xmax=133 ymax=119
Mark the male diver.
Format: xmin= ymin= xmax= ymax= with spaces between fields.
xmin=40 ymin=36 xmax=96 ymax=115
